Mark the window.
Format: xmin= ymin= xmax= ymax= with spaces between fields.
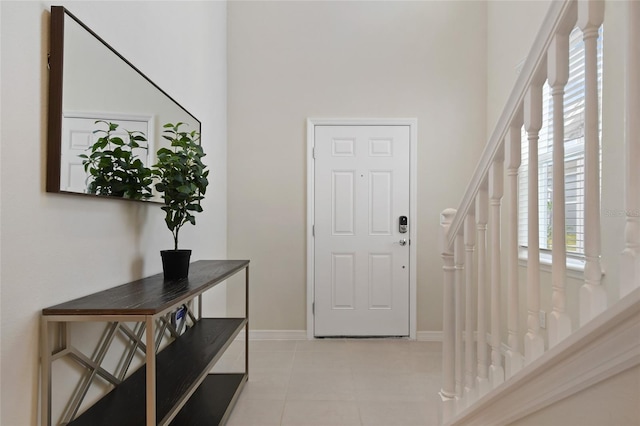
xmin=518 ymin=26 xmax=603 ymax=255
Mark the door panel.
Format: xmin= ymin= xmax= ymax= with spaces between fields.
xmin=314 ymin=125 xmax=410 ymax=336
xmin=332 ymin=253 xmax=356 ymax=309
xmin=369 ymin=253 xmax=393 ymax=309
xmin=61 ymin=116 xmax=150 ymax=193
xmin=332 ymin=171 xmax=355 ymax=235
xmin=369 ymin=171 xmax=392 ymax=235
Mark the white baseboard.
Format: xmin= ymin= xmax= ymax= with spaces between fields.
xmin=416 ymin=331 xmax=443 ymax=341
xmin=237 ymin=330 xmax=443 ymax=341
xmin=236 ymin=330 xmax=307 ymax=340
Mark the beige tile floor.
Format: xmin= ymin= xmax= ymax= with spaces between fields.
xmin=213 ymin=339 xmax=443 ymax=426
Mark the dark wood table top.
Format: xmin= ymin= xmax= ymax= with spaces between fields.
xmin=42 ymin=260 xmax=249 ymax=316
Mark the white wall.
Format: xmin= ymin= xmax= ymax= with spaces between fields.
xmin=0 ymin=1 xmax=227 ymax=424
xmin=227 ymin=0 xmax=488 ymax=333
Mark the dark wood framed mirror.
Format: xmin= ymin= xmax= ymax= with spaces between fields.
xmin=47 ymin=6 xmax=201 ymax=202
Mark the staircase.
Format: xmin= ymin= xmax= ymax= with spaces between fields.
xmin=438 ymin=1 xmax=639 ymax=424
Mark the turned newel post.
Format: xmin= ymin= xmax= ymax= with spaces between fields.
xmin=439 ymin=208 xmax=457 ymax=422
xmin=578 ymin=0 xmax=606 ymax=325
xmin=524 ymin=82 xmax=545 ymax=364
xmin=488 ymin=159 xmax=504 ymax=387
xmin=621 ymin=0 xmax=640 ymax=298
xmin=475 ymin=189 xmax=490 ymax=396
xmin=548 ymin=30 xmax=572 ymax=346
xmin=505 ymin=125 xmax=524 ymax=378
xmin=464 ymin=214 xmax=477 ymax=402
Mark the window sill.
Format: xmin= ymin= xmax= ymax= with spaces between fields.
xmin=517 ymin=248 xmax=604 ymax=280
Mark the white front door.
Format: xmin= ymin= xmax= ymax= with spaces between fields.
xmin=314 ymin=125 xmax=411 ymax=336
xmin=61 ymin=115 xmax=151 ymax=193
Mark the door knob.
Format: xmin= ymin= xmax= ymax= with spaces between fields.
xmin=399 ymin=239 xmax=407 ymax=246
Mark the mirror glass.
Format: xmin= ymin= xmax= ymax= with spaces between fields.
xmin=47 ymin=6 xmax=200 ymax=202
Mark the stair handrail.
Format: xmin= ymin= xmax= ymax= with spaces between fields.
xmin=446 ymin=0 xmax=574 ymax=250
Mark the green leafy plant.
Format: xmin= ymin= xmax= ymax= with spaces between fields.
xmin=153 ymin=122 xmax=209 ymax=250
xmin=79 ymin=120 xmax=153 ymax=200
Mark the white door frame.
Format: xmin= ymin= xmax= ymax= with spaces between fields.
xmin=306 ymin=118 xmax=418 ymax=339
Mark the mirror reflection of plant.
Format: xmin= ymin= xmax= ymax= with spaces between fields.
xmin=153 ymin=122 xmax=209 ymax=250
xmin=79 ymin=120 xmax=153 ymax=200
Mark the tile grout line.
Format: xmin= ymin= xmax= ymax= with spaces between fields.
xmin=233 ymin=339 xmax=442 ymax=425
xmin=280 ymin=343 xmax=298 ymax=426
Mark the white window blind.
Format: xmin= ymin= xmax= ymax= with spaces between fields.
xmin=518 ymin=26 xmax=603 ymax=255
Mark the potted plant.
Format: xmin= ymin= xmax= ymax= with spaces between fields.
xmin=153 ymin=122 xmax=209 ymax=279
xmin=79 ymin=120 xmax=153 ymax=200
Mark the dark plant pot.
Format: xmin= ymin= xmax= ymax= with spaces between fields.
xmin=160 ymin=249 xmax=192 ymax=280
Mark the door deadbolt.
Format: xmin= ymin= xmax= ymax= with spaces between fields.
xmin=399 ymin=216 xmax=408 ymax=233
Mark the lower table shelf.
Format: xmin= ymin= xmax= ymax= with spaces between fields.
xmin=68 ymin=318 xmax=246 ymax=426
xmin=170 ymin=373 xmax=247 ymax=425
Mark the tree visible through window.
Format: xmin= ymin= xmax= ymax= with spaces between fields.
xmin=518 ymin=26 xmax=603 ymax=255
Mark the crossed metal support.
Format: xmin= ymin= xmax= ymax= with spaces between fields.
xmin=43 ymin=303 xmax=197 ymax=425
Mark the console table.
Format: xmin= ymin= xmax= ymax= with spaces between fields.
xmin=40 ymin=259 xmax=249 ymax=426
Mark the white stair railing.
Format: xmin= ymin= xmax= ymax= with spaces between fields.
xmin=524 ymin=80 xmax=545 ymax=366
xmin=463 ymin=214 xmax=476 ymax=401
xmin=620 ymin=0 xmax=640 ymax=299
xmin=548 ymin=27 xmax=572 ymax=347
xmin=439 ymin=208 xmax=457 ymax=422
xmin=504 ymin=126 xmax=523 ymax=378
xmin=488 ymin=160 xmax=504 ymax=386
xmin=438 ymin=0 xmax=639 ymax=423
xmin=578 ymin=0 xmax=606 ymax=326
xmin=474 ymin=189 xmax=489 ymax=398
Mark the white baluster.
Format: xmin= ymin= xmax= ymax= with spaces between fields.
xmin=524 ymin=83 xmax=545 ymax=364
xmin=578 ymin=0 xmax=606 ymax=325
xmin=488 ymin=160 xmax=504 ymax=387
xmin=621 ymin=0 xmax=640 ymax=298
xmin=454 ymin=233 xmax=465 ymax=408
xmin=464 ymin=214 xmax=477 ymax=403
xmin=505 ymin=126 xmax=524 ymax=378
xmin=439 ymin=209 xmax=457 ymax=423
xmin=475 ymin=189 xmax=490 ymax=396
xmin=548 ymin=31 xmax=573 ymax=346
